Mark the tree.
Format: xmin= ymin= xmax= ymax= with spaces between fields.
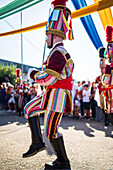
xmin=0 ymin=62 xmax=17 ymax=84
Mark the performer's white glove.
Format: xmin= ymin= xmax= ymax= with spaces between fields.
xmin=27 ymin=68 xmax=38 ymax=80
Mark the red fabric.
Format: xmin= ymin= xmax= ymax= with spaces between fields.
xmin=30 ymin=70 xmax=38 ymax=80
xmin=47 ymin=75 xmax=73 ymax=90
xmin=16 ymin=68 xmax=21 ymax=77
xmin=47 ymin=51 xmax=66 ymax=74
xmin=110 ymin=63 xmax=113 ymax=67
xmin=98 ymin=82 xmax=105 ymax=95
xmin=51 ymin=0 xmax=68 ymax=7
xmin=16 ymin=87 xmax=23 ymax=96
xmin=104 ymin=85 xmax=113 ymax=102
xmin=105 ymin=64 xmax=111 ymax=74
xmin=105 ymin=25 xmax=113 ymax=42
xmin=95 ymin=76 xmax=101 ymax=83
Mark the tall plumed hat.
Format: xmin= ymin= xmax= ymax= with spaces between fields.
xmin=105 ymin=25 xmax=113 ymax=58
xmin=16 ymin=68 xmax=21 ymax=82
xmin=46 ymin=0 xmax=74 ymax=40
xmin=98 ymin=47 xmax=106 ymax=68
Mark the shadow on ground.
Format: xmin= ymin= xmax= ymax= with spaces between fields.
xmin=0 ymin=111 xmax=113 ymax=138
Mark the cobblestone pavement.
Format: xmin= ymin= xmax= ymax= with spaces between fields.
xmin=0 ymin=110 xmax=113 ymax=170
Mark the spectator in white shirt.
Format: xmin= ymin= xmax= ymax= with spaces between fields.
xmin=7 ymin=84 xmax=16 ymax=112
xmin=83 ymin=84 xmax=91 ymax=119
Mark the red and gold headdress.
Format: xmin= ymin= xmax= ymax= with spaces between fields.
xmin=98 ymin=47 xmax=106 ymax=69
xmin=16 ymin=68 xmax=22 ymax=82
xmin=46 ymin=0 xmax=74 ymax=40
xmin=105 ymin=25 xmax=113 ymax=58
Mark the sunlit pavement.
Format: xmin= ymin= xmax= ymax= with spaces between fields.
xmin=0 ymin=110 xmax=113 ymax=170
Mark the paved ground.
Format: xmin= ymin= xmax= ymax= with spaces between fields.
xmin=0 ymin=110 xmax=113 ymax=170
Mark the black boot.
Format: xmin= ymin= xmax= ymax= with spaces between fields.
xmin=22 ymin=116 xmax=46 ymax=158
xmin=108 ymin=113 xmax=113 ymax=126
xmin=18 ymin=108 xmax=21 ymax=117
xmin=45 ymin=136 xmax=71 ymax=169
xmin=102 ymin=109 xmax=109 ymax=126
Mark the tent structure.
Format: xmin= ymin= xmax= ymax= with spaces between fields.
xmin=0 ymin=0 xmax=44 ymax=20
xmin=0 ymin=0 xmax=113 ymax=51
xmin=0 ymin=0 xmax=113 ymax=81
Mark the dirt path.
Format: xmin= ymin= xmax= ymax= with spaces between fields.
xmin=0 ymin=110 xmax=113 ymax=170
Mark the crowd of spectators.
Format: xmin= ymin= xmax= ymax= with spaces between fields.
xmin=68 ymin=80 xmax=100 ymax=121
xmin=0 ymin=80 xmax=44 ymax=116
xmin=0 ymin=79 xmax=106 ymax=123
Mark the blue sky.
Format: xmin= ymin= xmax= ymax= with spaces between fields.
xmin=0 ymin=0 xmax=113 ymax=82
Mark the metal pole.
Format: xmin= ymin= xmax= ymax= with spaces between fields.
xmin=20 ymin=11 xmax=23 ymax=82
xmin=42 ymin=8 xmax=51 ymax=70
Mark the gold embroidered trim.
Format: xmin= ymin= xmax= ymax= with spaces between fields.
xmin=46 ymin=29 xmax=66 ymax=39
xmin=44 ymin=69 xmax=63 ymax=80
xmin=105 ymin=74 xmax=110 ymax=77
xmin=67 ymin=58 xmax=73 ymax=65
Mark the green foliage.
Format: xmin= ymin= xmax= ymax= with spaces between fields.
xmin=0 ymin=62 xmax=17 ymax=84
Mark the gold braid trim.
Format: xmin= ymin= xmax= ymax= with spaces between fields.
xmin=104 ymin=74 xmax=111 ymax=77
xmin=44 ymin=69 xmax=63 ymax=80
xmin=67 ymin=58 xmax=74 ymax=65
xmin=46 ymin=29 xmax=66 ymax=39
xmin=64 ymin=89 xmax=73 ymax=115
xmin=66 ymin=58 xmax=74 ymax=73
xmin=111 ymin=70 xmax=113 ymax=73
xmin=107 ymin=54 xmax=113 ymax=58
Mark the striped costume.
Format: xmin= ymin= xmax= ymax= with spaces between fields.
xmin=103 ymin=64 xmax=113 ymax=113
xmin=24 ymin=42 xmax=74 ymax=139
xmin=96 ymin=75 xmax=106 ymax=110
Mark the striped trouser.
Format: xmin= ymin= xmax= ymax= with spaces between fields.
xmin=44 ymin=110 xmax=63 ymax=140
xmin=24 ymin=95 xmax=63 ymax=140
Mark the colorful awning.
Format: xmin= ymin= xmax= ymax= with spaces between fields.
xmin=94 ymin=0 xmax=113 ymax=29
xmin=0 ymin=0 xmax=44 ymax=20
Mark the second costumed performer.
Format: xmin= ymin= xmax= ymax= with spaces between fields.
xmin=95 ymin=47 xmax=109 ymax=126
xmin=102 ymin=25 xmax=113 ymax=126
xmin=22 ymin=0 xmax=74 ymax=169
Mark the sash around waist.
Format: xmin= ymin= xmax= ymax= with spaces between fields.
xmin=47 ymin=76 xmax=73 ymax=90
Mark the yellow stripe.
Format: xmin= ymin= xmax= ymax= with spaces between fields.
xmin=59 ymin=90 xmax=65 ymax=112
xmin=48 ymin=111 xmax=55 ymax=137
xmin=32 ymin=110 xmax=45 ymax=117
xmin=27 ymin=98 xmax=41 ymax=112
xmin=62 ymin=14 xmax=70 ymax=30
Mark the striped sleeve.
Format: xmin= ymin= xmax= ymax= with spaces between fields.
xmin=34 ymin=71 xmax=57 ymax=86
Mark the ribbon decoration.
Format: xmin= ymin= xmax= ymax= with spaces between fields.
xmin=71 ymin=0 xmax=103 ymax=50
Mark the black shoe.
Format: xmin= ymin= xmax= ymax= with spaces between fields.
xmin=108 ymin=113 xmax=113 ymax=126
xmin=45 ymin=136 xmax=71 ymax=169
xmin=22 ymin=142 xmax=46 ymax=158
xmin=105 ymin=121 xmax=109 ymax=126
xmin=19 ymin=113 xmax=21 ymax=117
xmin=45 ymin=158 xmax=71 ymax=169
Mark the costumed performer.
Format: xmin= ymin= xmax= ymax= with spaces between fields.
xmin=15 ymin=68 xmax=24 ymax=116
xmin=95 ymin=47 xmax=109 ymax=126
xmin=22 ymin=0 xmax=74 ymax=169
xmin=102 ymin=25 xmax=113 ymax=126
